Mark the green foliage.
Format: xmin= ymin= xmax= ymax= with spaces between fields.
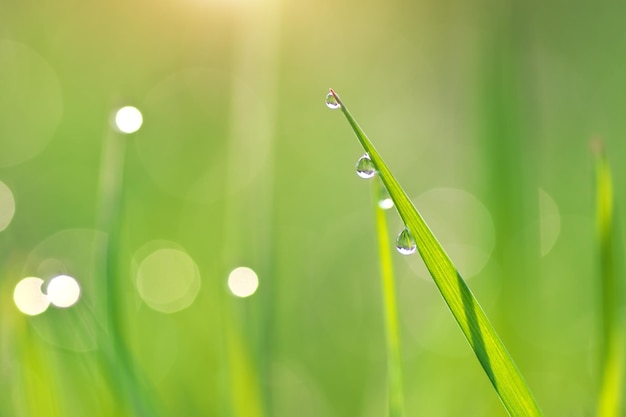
xmin=372 ymin=179 xmax=405 ymax=417
xmin=330 ymin=89 xmax=543 ymax=417
xmin=594 ymin=144 xmax=626 ymax=417
xmin=4 ymin=1 xmax=626 ymax=414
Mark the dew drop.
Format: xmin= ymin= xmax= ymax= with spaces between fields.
xmin=379 ymin=197 xmax=394 ymax=209
xmin=396 ymin=227 xmax=417 ymax=255
xmin=356 ymin=154 xmax=376 ymax=179
xmin=325 ymin=92 xmax=340 ymax=109
xmin=378 ymin=187 xmax=394 ymax=209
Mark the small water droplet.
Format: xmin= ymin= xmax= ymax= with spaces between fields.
xmin=325 ymin=92 xmax=340 ymax=109
xmin=379 ymin=198 xmax=394 ymax=209
xmin=396 ymin=228 xmax=416 ymax=255
xmin=378 ymin=187 xmax=394 ymax=209
xmin=356 ymin=154 xmax=376 ymax=179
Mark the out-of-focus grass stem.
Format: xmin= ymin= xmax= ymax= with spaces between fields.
xmin=372 ymin=179 xmax=405 ymax=417
xmin=594 ymin=143 xmax=625 ymax=417
xmin=96 ymin=124 xmax=156 ymax=417
xmin=220 ymin=0 xmax=281 ymax=415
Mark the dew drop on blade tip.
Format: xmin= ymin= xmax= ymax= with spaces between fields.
xmin=325 ymin=92 xmax=340 ymax=109
xmin=396 ymin=227 xmax=416 ymax=255
xmin=356 ymin=154 xmax=376 ymax=179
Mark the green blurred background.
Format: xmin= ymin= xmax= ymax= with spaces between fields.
xmin=1 ymin=0 xmax=625 ymax=415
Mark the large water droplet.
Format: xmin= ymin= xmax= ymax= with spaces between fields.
xmin=396 ymin=228 xmax=416 ymax=255
xmin=325 ymin=92 xmax=340 ymax=109
xmin=356 ymin=154 xmax=376 ymax=179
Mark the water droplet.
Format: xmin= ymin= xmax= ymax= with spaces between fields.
xmin=378 ymin=187 xmax=394 ymax=209
xmin=325 ymin=92 xmax=340 ymax=109
xmin=356 ymin=154 xmax=376 ymax=179
xmin=379 ymin=198 xmax=394 ymax=209
xmin=396 ymin=228 xmax=416 ymax=255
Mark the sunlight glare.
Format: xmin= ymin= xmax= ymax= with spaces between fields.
xmin=46 ymin=274 xmax=81 ymax=308
xmin=228 ymin=266 xmax=259 ymax=297
xmin=114 ymin=106 xmax=143 ymax=134
xmin=14 ymin=277 xmax=50 ymax=315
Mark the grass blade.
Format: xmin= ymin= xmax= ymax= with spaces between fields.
xmin=96 ymin=129 xmax=158 ymax=417
xmin=329 ymin=89 xmax=543 ymax=417
xmin=372 ymin=179 xmax=405 ymax=417
xmin=594 ymin=142 xmax=625 ymax=417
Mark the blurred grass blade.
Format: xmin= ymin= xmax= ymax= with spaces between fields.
xmin=226 ymin=319 xmax=265 ymax=417
xmin=594 ymin=143 xmax=625 ymax=417
xmin=329 ymin=89 xmax=543 ymax=417
xmin=97 ymin=130 xmax=158 ymax=417
xmin=372 ymin=179 xmax=405 ymax=417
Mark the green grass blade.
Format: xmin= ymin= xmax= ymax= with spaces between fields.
xmin=372 ymin=179 xmax=405 ymax=417
xmin=329 ymin=89 xmax=543 ymax=417
xmin=594 ymin=143 xmax=625 ymax=417
xmin=225 ymin=318 xmax=265 ymax=417
xmin=97 ymin=130 xmax=158 ymax=417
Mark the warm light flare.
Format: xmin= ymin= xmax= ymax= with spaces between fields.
xmin=114 ymin=106 xmax=143 ymax=134
xmin=14 ymin=277 xmax=50 ymax=315
xmin=47 ymin=275 xmax=81 ymax=308
xmin=228 ymin=266 xmax=259 ymax=297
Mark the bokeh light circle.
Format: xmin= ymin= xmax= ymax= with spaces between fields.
xmin=23 ymin=228 xmax=105 ymax=351
xmin=0 ymin=40 xmax=63 ymax=167
xmin=406 ymin=187 xmax=495 ymax=279
xmin=538 ymin=188 xmax=561 ymax=256
xmin=228 ymin=266 xmax=259 ymax=297
xmin=135 ymin=244 xmax=201 ymax=313
xmin=0 ymin=181 xmax=16 ymax=231
xmin=135 ymin=68 xmax=233 ymax=203
xmin=308 ymin=209 xmax=391 ymax=359
xmin=14 ymin=277 xmax=50 ymax=316
xmin=46 ymin=274 xmax=81 ymax=307
xmin=114 ymin=106 xmax=143 ymax=133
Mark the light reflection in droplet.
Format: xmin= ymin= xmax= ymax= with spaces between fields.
xmin=228 ymin=266 xmax=259 ymax=297
xmin=0 ymin=181 xmax=15 ymax=232
xmin=396 ymin=227 xmax=417 ymax=255
xmin=136 ymin=245 xmax=201 ymax=313
xmin=114 ymin=106 xmax=143 ymax=134
xmin=46 ymin=274 xmax=80 ymax=308
xmin=325 ymin=91 xmax=340 ymax=110
xmin=14 ymin=277 xmax=50 ymax=315
xmin=355 ymin=154 xmax=376 ymax=179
